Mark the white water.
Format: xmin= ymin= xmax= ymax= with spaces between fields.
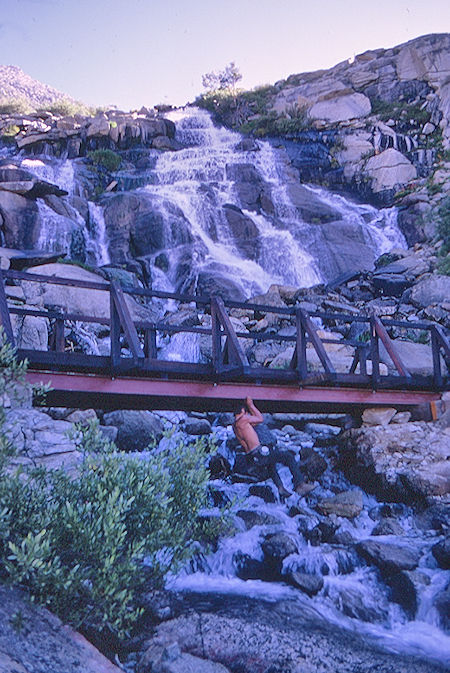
xmin=20 ymin=157 xmax=110 ymax=267
xmin=166 ymin=423 xmax=449 ymax=668
xmin=87 ymin=202 xmax=110 ymax=266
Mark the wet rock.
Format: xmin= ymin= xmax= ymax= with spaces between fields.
xmin=248 ymin=484 xmax=277 ymax=503
xmin=414 ymin=503 xmax=450 ymax=533
xmin=103 ymin=410 xmax=163 ymax=451
xmin=286 ymin=571 xmax=324 ymax=596
xmin=356 ymin=540 xmax=421 ymax=573
xmin=222 ymin=204 xmax=260 ymax=259
xmin=262 ymin=532 xmax=298 ymax=564
xmin=137 ymin=600 xmax=448 ymax=673
xmin=333 ymin=530 xmax=355 ymax=545
xmin=318 ymin=490 xmax=363 ymax=519
xmin=233 ymin=551 xmax=266 ymax=581
xmin=432 ymin=538 xmax=450 ymax=570
xmin=184 ymin=417 xmax=212 ymax=435
xmin=331 ymin=583 xmax=388 ymax=623
xmin=300 ymin=446 xmax=328 ymax=480
xmin=434 ymin=583 xmax=450 ymax=631
xmin=236 ymin=510 xmax=281 ymax=530
xmin=372 ymin=517 xmax=405 ymax=536
xmin=0 ymin=190 xmax=40 ymax=249
xmin=387 ymin=570 xmax=430 ymax=618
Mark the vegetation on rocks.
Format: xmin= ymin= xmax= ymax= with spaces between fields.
xmin=0 ymin=332 xmax=214 ymax=639
xmin=87 ymin=148 xmax=122 ymax=172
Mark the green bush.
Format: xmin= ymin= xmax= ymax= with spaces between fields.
xmin=0 ymin=338 xmax=214 ymax=638
xmin=0 ymin=423 xmax=213 ymax=637
xmin=87 ymin=149 xmax=122 ymax=172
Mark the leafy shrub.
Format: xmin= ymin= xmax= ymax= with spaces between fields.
xmin=87 ymin=149 xmax=122 ymax=172
xmin=0 ymin=335 xmax=215 ymax=638
xmin=0 ymin=430 xmax=213 ymax=637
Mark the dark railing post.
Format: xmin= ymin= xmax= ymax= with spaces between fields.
xmin=295 ymin=308 xmax=307 ymax=380
xmin=110 ymin=284 xmax=121 ymax=370
xmin=211 ymin=296 xmax=223 ymax=375
xmin=0 ymin=268 xmax=15 ymax=346
xmin=370 ymin=315 xmax=380 ymax=390
xmin=431 ymin=326 xmax=442 ymax=389
xmin=54 ymin=316 xmax=65 ymax=352
xmin=144 ymin=327 xmax=157 ymax=359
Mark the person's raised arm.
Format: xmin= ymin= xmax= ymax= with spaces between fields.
xmin=245 ymin=396 xmax=263 ymax=424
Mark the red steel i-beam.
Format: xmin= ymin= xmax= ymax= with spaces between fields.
xmin=25 ymin=370 xmax=442 ymax=413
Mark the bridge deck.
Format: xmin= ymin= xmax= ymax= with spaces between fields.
xmin=25 ymin=369 xmax=443 ymax=414
xmin=1 ymin=269 xmax=448 ymax=414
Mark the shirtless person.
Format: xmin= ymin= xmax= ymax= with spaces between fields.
xmin=233 ymin=397 xmax=316 ymax=498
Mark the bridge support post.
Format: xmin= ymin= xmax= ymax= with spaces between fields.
xmin=0 ymin=269 xmax=15 ymax=346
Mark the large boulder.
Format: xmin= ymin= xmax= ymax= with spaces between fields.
xmin=101 ymin=191 xmax=192 ymax=266
xmin=378 ymin=339 xmax=439 ymax=377
xmin=408 ymin=276 xmax=450 ymax=309
xmin=21 ymin=262 xmax=158 ymax=322
xmin=342 ymin=422 xmax=450 ymax=502
xmin=3 ymin=408 xmax=80 ymax=471
xmin=310 ymin=93 xmax=371 ymax=123
xmin=356 ymin=539 xmax=421 ymax=573
xmin=0 ymin=190 xmax=40 ymax=249
xmin=102 ymin=410 xmax=164 ymax=451
xmin=364 ymin=148 xmax=417 ymax=193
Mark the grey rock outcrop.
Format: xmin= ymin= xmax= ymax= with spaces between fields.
xmin=0 ymin=585 xmax=122 ymax=673
xmin=343 ymin=421 xmax=450 ymax=501
xmin=3 ymin=408 xmax=81 ymax=471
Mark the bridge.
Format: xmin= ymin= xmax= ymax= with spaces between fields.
xmin=0 ymin=269 xmax=448 ymax=417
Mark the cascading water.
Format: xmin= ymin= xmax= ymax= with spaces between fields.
xmin=19 ymin=157 xmax=111 ymax=268
xmin=139 ymin=107 xmax=406 ymax=297
xmin=165 ymin=423 xmax=450 ymax=667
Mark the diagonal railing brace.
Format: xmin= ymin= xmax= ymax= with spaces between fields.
xmin=110 ymin=282 xmax=145 ymax=368
xmin=211 ymin=296 xmax=249 ymax=375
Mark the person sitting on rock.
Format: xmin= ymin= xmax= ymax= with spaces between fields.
xmin=233 ymin=396 xmax=316 ymax=499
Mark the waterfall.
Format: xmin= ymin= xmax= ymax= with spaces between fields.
xmin=86 ymin=203 xmax=110 ymax=267
xmin=19 ymin=157 xmax=110 ymax=268
xmin=137 ymin=107 xmax=405 ymax=296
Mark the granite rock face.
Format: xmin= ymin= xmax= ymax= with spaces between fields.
xmin=342 ymin=420 xmax=450 ymax=502
xmin=0 ymin=585 xmax=122 ymax=673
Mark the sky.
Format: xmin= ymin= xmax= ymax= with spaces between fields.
xmin=1 ymin=0 xmax=450 ymax=110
